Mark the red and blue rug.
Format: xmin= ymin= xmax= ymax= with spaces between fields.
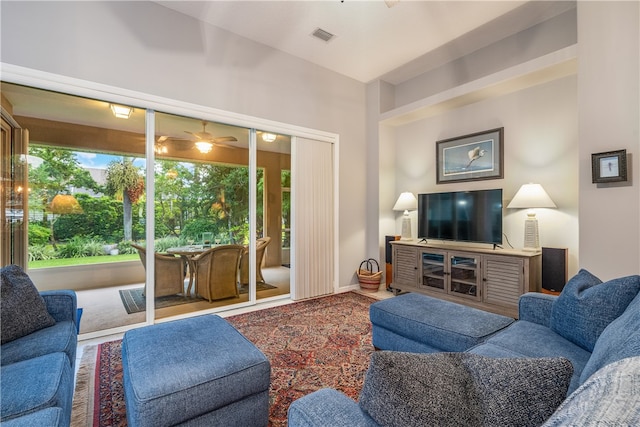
xmin=72 ymin=291 xmax=377 ymax=427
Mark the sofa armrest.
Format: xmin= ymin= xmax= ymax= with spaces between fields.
xmin=518 ymin=292 xmax=557 ymax=327
xmin=40 ymin=290 xmax=77 ymax=326
xmin=288 ymin=388 xmax=378 ymax=427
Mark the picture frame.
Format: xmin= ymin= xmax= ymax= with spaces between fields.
xmin=436 ymin=127 xmax=504 ymax=184
xmin=591 ymin=149 xmax=627 ymax=183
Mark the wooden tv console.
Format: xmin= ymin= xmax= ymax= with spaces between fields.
xmin=390 ymin=241 xmax=541 ymax=318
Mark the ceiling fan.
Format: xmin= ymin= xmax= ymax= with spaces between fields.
xmin=185 ymin=121 xmax=238 ymax=153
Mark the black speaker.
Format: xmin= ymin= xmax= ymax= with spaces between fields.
xmin=385 ymin=235 xmax=399 ymax=288
xmin=385 ymin=235 xmax=398 ymax=264
xmin=542 ymin=247 xmax=568 ymax=292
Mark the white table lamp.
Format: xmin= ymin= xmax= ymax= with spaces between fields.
xmin=507 ymin=183 xmax=556 ymax=251
xmin=393 ymin=192 xmax=418 ymax=241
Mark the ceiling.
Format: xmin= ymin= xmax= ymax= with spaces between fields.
xmin=2 ymin=1 xmax=575 ymax=159
xmin=153 ymin=0 xmax=564 ymax=84
xmin=1 ymin=82 xmax=291 ymax=157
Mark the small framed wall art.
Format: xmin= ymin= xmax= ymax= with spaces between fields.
xmin=436 ymin=127 xmax=504 ymax=184
xmin=591 ymin=149 xmax=628 ymax=183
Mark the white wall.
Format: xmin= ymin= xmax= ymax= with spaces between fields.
xmin=376 ymin=1 xmax=639 ymax=282
xmin=1 ymin=1 xmax=368 ymax=288
xmin=392 ymin=8 xmax=577 ymax=109
xmin=577 ymin=1 xmax=640 ymax=280
xmin=384 ymin=76 xmax=580 ymax=275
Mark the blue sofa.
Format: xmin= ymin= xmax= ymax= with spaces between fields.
xmin=1 ymin=265 xmax=79 ymax=427
xmin=289 ymin=270 xmax=640 ymax=426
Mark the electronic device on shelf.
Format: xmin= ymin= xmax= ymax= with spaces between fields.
xmin=417 ymin=189 xmax=503 ymax=246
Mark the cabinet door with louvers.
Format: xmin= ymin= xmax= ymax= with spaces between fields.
xmin=392 ymin=245 xmax=418 ymax=290
xmin=482 ymin=254 xmax=525 ymax=309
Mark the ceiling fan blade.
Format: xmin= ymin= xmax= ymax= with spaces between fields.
xmin=212 ymin=136 xmax=238 ymax=143
xmin=212 ymin=142 xmax=239 ymax=150
xmin=184 ymin=130 xmax=209 ymax=139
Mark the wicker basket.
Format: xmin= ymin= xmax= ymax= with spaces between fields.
xmin=357 ymin=259 xmax=383 ymax=292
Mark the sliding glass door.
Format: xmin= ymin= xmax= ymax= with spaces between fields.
xmin=152 ymin=112 xmax=254 ymax=318
xmin=1 ymin=81 xmax=292 ymax=338
xmin=1 ymin=110 xmax=28 ymax=268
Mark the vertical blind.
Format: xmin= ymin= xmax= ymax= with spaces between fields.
xmin=292 ymin=137 xmax=335 ymax=299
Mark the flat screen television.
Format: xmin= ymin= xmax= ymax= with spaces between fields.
xmin=417 ymin=189 xmax=503 ymax=245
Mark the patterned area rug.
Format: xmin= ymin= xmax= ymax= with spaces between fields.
xmin=72 ymin=291 xmax=377 ymax=427
xmin=119 ymin=282 xmax=277 ymax=314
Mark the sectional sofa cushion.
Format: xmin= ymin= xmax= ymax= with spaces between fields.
xmin=358 ymin=351 xmax=572 ymax=427
xmin=288 ymin=388 xmax=378 ymax=427
xmin=0 ymin=320 xmax=77 ymax=367
xmin=0 ymin=352 xmax=73 ymax=427
xmin=579 ymin=291 xmax=640 ymax=384
xmin=0 ymin=408 xmax=64 ymax=427
xmin=469 ymin=320 xmax=591 ymax=393
xmin=550 ymin=269 xmax=640 ymax=352
xmin=1 ymin=265 xmax=55 ymax=344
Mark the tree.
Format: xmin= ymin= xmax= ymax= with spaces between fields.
xmin=105 ymin=158 xmax=143 ymax=242
xmin=28 ymin=146 xmax=101 ymax=246
xmin=152 ymin=160 xmax=263 ymax=243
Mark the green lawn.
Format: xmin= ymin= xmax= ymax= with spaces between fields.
xmin=29 ymin=253 xmax=139 ymax=269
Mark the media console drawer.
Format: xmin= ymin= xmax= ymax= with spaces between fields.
xmin=390 ymin=241 xmax=541 ymax=318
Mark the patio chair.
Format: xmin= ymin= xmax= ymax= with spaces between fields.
xmin=240 ymin=236 xmax=272 ymax=286
xmin=200 ymin=232 xmax=214 ymax=244
xmin=131 ymin=243 xmax=185 ymax=298
xmin=192 ymin=244 xmax=244 ymax=302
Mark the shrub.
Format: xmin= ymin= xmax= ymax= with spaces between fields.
xmin=154 ymin=236 xmax=184 ymax=252
xmin=28 ymin=244 xmax=58 ymax=261
xmin=58 ymin=236 xmax=105 ymax=258
xmin=83 ymin=239 xmax=106 ymax=257
xmin=117 ymin=240 xmax=137 ymax=255
xmin=28 ymin=224 xmax=51 ymax=246
xmin=181 ymin=219 xmax=218 ymax=241
xmin=54 ymin=195 xmax=125 ymax=242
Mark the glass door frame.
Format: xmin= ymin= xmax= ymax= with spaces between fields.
xmin=2 ymin=63 xmax=339 ymax=339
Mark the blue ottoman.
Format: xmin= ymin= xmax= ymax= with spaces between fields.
xmin=370 ymin=293 xmax=515 ymax=353
xmin=122 ymin=315 xmax=271 ymax=427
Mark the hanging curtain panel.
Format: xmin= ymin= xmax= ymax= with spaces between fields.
xmin=292 ymin=137 xmax=335 ymax=300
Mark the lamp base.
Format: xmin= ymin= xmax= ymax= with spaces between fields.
xmin=400 ymin=215 xmax=412 ymax=241
xmin=523 ymin=216 xmax=540 ymax=251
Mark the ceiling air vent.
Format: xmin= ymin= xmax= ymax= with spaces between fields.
xmin=312 ymin=27 xmax=335 ymax=43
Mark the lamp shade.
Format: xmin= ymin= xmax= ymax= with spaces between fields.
xmin=393 ymin=192 xmax=418 ymax=212
xmin=507 ymin=184 xmax=556 ymax=209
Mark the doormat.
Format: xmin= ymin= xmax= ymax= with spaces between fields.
xmin=119 ymin=282 xmax=277 ymax=314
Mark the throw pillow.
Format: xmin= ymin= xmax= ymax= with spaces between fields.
xmin=550 ymin=270 xmax=640 ymax=352
xmin=358 ymin=351 xmax=572 ymax=427
xmin=1 ymin=264 xmax=56 ymax=344
xmin=543 ymin=356 xmax=640 ymax=426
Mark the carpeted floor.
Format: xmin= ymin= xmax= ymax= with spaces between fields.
xmin=119 ymin=282 xmax=277 ymax=314
xmin=71 ymin=291 xmax=376 ymax=427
